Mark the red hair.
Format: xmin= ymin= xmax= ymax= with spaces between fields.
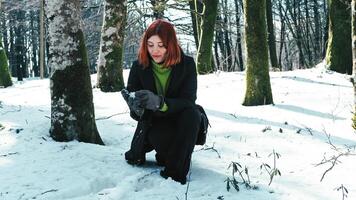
xmin=138 ymin=19 xmax=181 ymax=68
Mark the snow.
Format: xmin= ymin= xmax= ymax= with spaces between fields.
xmin=0 ymin=63 xmax=355 ymax=200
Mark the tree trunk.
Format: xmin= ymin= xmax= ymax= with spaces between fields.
xmin=242 ymin=0 xmax=273 ymax=106
xmin=326 ymin=0 xmax=352 ymax=75
xmin=30 ymin=10 xmax=39 ymax=77
xmin=40 ymin=0 xmax=45 ymax=79
xmin=0 ymin=34 xmax=12 ymax=87
xmin=223 ymin=0 xmax=232 ymax=71
xmin=196 ymin=0 xmax=218 ymax=74
xmin=234 ymin=0 xmax=244 ymax=71
xmin=266 ymin=0 xmax=279 ymax=69
xmin=216 ymin=11 xmax=226 ymax=71
xmin=322 ymin=0 xmax=329 ymax=57
xmin=46 ymin=0 xmax=104 ymax=145
xmin=304 ymin=0 xmax=312 ymax=66
xmin=14 ymin=9 xmax=25 ymax=81
xmin=352 ymin=0 xmax=356 ymax=129
xmin=313 ymin=0 xmax=322 ymax=61
xmin=0 ymin=0 xmax=12 ymax=87
xmin=9 ymin=10 xmax=15 ymax=76
xmin=189 ymin=0 xmax=203 ymax=49
xmin=96 ymin=0 xmax=127 ymax=92
xmin=213 ymin=39 xmax=220 ymax=69
xmin=278 ymin=0 xmax=285 ymax=70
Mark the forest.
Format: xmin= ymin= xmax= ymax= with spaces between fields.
xmin=0 ymin=0 xmax=356 ymax=199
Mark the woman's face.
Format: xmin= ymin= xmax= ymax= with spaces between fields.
xmin=147 ymin=35 xmax=167 ymax=64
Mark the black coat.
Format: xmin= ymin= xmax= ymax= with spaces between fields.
xmin=125 ymin=54 xmax=198 ymax=164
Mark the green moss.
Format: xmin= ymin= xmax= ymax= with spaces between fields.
xmin=242 ymin=0 xmax=273 ymax=106
xmin=196 ymin=0 xmax=218 ymax=74
xmin=50 ymin=29 xmax=104 ymax=145
xmin=97 ymin=2 xmax=126 ymax=92
xmin=0 ymin=36 xmax=12 ymax=88
xmin=353 ymin=108 xmax=356 ymax=130
xmin=326 ymin=0 xmax=352 ymax=75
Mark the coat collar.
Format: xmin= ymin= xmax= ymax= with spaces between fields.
xmin=140 ymin=54 xmax=186 ymax=96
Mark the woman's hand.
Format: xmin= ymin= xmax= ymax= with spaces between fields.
xmin=121 ymin=89 xmax=145 ymax=117
xmin=135 ymin=90 xmax=164 ymax=111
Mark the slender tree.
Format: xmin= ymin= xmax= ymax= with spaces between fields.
xmin=352 ymin=0 xmax=356 ymax=129
xmin=46 ymin=0 xmax=104 ymax=145
xmin=188 ymin=0 xmax=202 ymax=50
xmin=242 ymin=0 xmax=273 ymax=106
xmin=326 ymin=0 xmax=352 ymax=74
xmin=234 ymin=0 xmax=244 ymax=71
xmin=266 ymin=0 xmax=279 ymax=69
xmin=96 ymin=0 xmax=127 ymax=92
xmin=40 ymin=0 xmax=45 ymax=78
xmin=196 ymin=0 xmax=218 ymax=74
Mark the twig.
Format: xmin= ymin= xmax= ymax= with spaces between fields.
xmin=96 ymin=111 xmax=128 ymax=120
xmin=137 ymin=170 xmax=159 ymax=182
xmin=196 ymin=143 xmax=221 ymax=158
xmin=335 ymin=184 xmax=348 ymax=200
xmin=315 ymin=128 xmax=356 ymax=181
xmin=229 ymin=113 xmax=238 ymax=118
xmin=41 ymin=189 xmax=58 ymax=195
xmin=30 ymin=189 xmax=58 ymax=199
xmin=0 ymin=152 xmax=19 ymax=157
xmin=301 ymin=125 xmax=313 ymax=135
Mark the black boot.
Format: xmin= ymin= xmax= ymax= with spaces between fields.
xmin=160 ymin=169 xmax=187 ymax=185
xmin=124 ymin=150 xmax=145 ymax=165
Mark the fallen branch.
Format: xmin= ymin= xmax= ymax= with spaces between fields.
xmin=96 ymin=111 xmax=128 ymax=120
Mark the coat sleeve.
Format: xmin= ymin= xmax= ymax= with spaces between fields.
xmin=126 ymin=61 xmax=145 ymax=121
xmin=164 ymin=56 xmax=197 ymax=114
xmin=127 ymin=61 xmax=141 ymax=93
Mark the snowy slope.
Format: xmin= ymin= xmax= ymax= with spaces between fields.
xmin=0 ymin=63 xmax=355 ymax=200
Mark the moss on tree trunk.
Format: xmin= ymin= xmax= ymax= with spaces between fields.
xmin=326 ymin=0 xmax=352 ymax=75
xmin=196 ymin=0 xmax=218 ymax=74
xmin=0 ymin=35 xmax=12 ymax=88
xmin=242 ymin=0 xmax=273 ymax=106
xmin=96 ymin=0 xmax=126 ymax=92
xmin=48 ymin=0 xmax=104 ymax=145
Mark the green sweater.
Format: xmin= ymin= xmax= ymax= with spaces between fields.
xmin=152 ymin=61 xmax=171 ymax=112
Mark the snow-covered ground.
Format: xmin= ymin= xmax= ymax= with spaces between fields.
xmin=1 ymin=63 xmax=355 ymax=200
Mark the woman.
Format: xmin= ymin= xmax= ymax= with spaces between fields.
xmin=123 ymin=19 xmax=201 ymax=184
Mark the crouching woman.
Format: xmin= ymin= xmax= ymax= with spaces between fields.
xmin=123 ymin=19 xmax=201 ymax=184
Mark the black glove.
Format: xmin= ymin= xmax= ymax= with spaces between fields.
xmin=121 ymin=89 xmax=144 ymax=117
xmin=135 ymin=90 xmax=164 ymax=111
